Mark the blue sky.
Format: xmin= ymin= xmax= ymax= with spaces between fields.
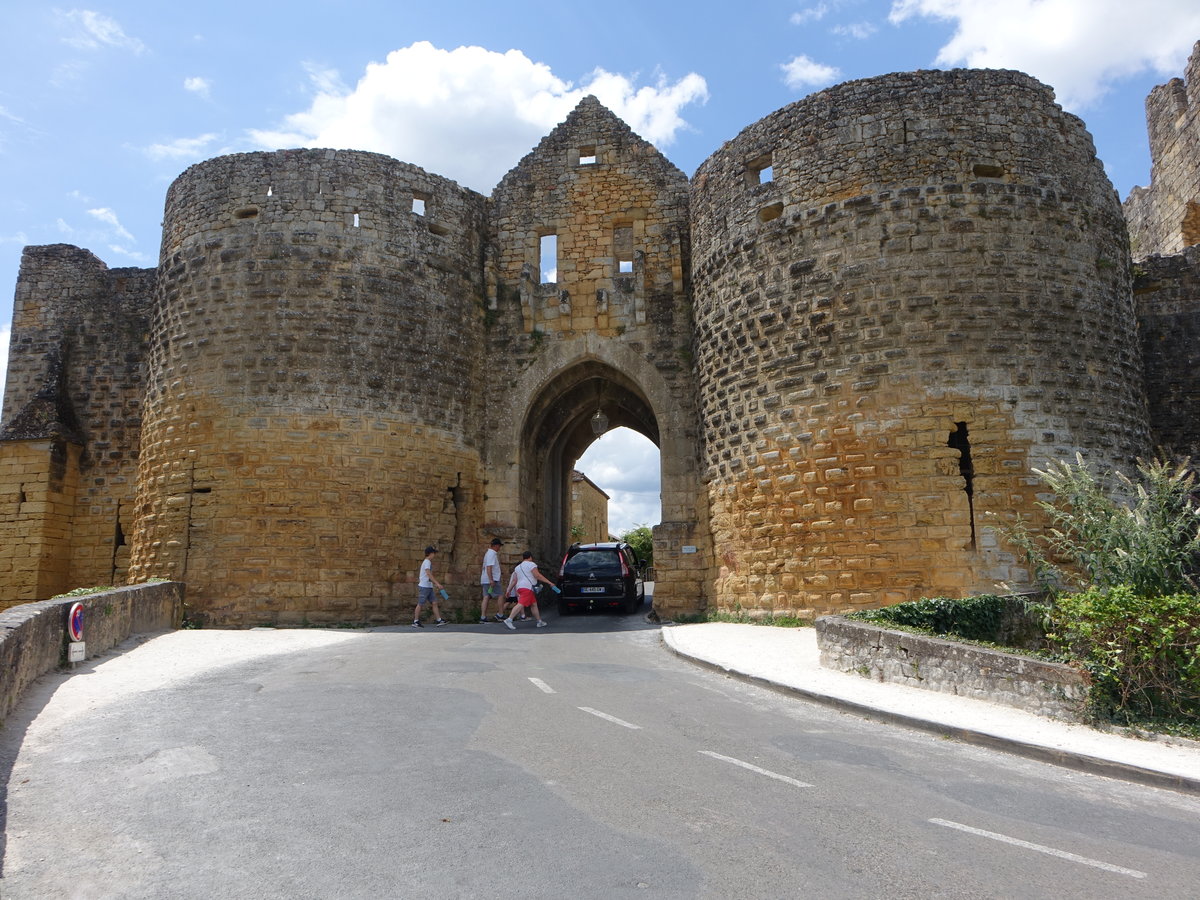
xmin=2 ymin=0 xmax=1199 ymax=533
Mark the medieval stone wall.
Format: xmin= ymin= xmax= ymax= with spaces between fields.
xmin=1125 ymin=42 xmax=1200 ymax=259
xmin=1134 ymin=246 xmax=1200 ymax=461
xmin=129 ymin=150 xmax=489 ymax=625
xmin=6 ymin=56 xmax=1197 ymax=623
xmin=691 ymin=70 xmax=1150 ymax=618
xmin=0 ymin=246 xmax=151 ymax=607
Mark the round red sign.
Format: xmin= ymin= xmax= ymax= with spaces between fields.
xmin=68 ymin=602 xmax=84 ymax=642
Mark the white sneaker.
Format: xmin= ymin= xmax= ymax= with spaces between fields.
xmin=536 ymin=621 xmax=548 ymax=628
xmin=504 ymin=618 xmax=515 ymax=630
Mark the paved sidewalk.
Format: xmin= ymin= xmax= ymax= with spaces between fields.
xmin=662 ymin=622 xmax=1200 ymax=795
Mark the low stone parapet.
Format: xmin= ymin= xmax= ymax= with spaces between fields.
xmin=0 ymin=582 xmax=183 ymax=724
xmin=814 ymin=614 xmax=1089 ymax=722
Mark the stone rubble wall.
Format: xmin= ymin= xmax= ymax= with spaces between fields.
xmin=0 ymin=246 xmax=153 ymax=606
xmin=1125 ymin=41 xmax=1200 ymax=259
xmin=691 ymin=69 xmax=1150 ymax=619
xmin=815 ymin=614 xmax=1089 ymax=722
xmin=1134 ymin=246 xmax=1200 ymax=461
xmin=0 ymin=582 xmax=182 ymax=724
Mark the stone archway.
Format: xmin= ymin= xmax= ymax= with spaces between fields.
xmin=519 ymin=360 xmax=658 ymax=567
xmin=483 ymin=334 xmax=711 ymax=619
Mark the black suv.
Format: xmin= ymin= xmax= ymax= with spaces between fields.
xmin=558 ymin=541 xmax=645 ymax=615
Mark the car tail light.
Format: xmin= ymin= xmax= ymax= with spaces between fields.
xmin=560 ymin=552 xmax=569 ymax=578
xmin=620 ymin=555 xmax=630 ymax=577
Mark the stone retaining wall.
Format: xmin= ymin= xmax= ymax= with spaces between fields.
xmin=0 ymin=582 xmax=182 ymax=724
xmin=815 ymin=614 xmax=1089 ymax=722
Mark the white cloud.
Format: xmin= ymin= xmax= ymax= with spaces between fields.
xmin=781 ymin=55 xmax=842 ymax=90
xmin=889 ymin=0 xmax=1200 ymax=108
xmin=246 ymin=42 xmax=708 ymax=193
xmin=143 ymin=133 xmax=221 ymax=161
xmin=87 ymin=207 xmax=134 ymax=242
xmin=576 ymin=428 xmax=661 ymax=535
xmin=107 ymin=245 xmax=152 ymax=264
xmin=0 ymin=322 xmax=9 ymax=411
xmin=791 ymin=3 xmax=832 ymax=25
xmin=183 ymin=77 xmax=212 ymax=99
xmin=833 ymin=22 xmax=878 ymax=39
xmin=57 ymin=9 xmax=146 ymax=55
xmin=0 ymin=232 xmax=30 ymax=245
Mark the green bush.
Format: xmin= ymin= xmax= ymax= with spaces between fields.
xmin=619 ymin=524 xmax=654 ymax=569
xmin=849 ymin=594 xmax=1023 ymax=643
xmin=1047 ymin=586 xmax=1200 ymax=726
xmin=998 ymin=454 xmax=1200 ymax=596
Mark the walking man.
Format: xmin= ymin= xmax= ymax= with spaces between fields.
xmin=412 ymin=546 xmax=448 ymax=628
xmin=504 ymin=550 xmax=559 ymax=630
xmin=480 ymin=537 xmax=504 ymax=623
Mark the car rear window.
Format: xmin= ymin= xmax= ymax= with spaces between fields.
xmin=564 ymin=550 xmax=623 ymax=578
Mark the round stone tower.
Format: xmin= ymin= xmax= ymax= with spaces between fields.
xmin=691 ymin=69 xmax=1151 ymax=617
xmin=129 ymin=149 xmax=488 ymax=625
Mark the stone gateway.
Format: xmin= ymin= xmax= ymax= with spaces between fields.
xmin=3 ymin=51 xmax=1200 ymax=626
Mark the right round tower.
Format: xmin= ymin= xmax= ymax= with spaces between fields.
xmin=691 ymin=69 xmax=1151 ymax=617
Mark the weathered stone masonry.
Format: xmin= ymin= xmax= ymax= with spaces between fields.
xmin=3 ymin=51 xmax=1200 ymax=625
xmin=1125 ymin=42 xmax=1200 ymax=464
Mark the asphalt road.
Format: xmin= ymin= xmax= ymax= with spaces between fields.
xmin=2 ymin=611 xmax=1198 ymax=899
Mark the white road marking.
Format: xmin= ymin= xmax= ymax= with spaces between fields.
xmin=698 ymin=751 xmax=813 ymax=788
xmin=578 ymin=707 xmax=641 ymax=729
xmin=528 ymin=677 xmax=555 ymax=694
xmin=929 ymin=819 xmax=1147 ymax=879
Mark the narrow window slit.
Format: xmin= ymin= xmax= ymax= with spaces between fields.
xmin=948 ymin=422 xmax=977 ymax=549
xmin=540 ymin=234 xmax=557 ymax=284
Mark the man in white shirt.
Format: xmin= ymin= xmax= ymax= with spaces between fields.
xmin=479 ymin=537 xmax=504 ymax=623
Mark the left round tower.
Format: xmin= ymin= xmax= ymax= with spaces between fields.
xmin=129 ymin=149 xmax=488 ymax=625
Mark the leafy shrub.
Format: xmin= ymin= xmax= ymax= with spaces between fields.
xmin=998 ymin=455 xmax=1200 ymax=596
xmin=849 ymin=594 xmax=1039 ymax=644
xmin=619 ymin=524 xmax=654 ymax=569
xmin=1046 ymin=586 xmax=1200 ymax=725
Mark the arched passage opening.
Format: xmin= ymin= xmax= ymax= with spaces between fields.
xmin=518 ymin=360 xmax=658 ymax=568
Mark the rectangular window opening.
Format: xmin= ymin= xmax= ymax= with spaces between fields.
xmin=746 ymin=153 xmax=774 ymax=187
xmin=352 ymin=212 xmax=360 ymax=228
xmin=579 ymin=145 xmax=597 ymax=165
xmin=540 ymin=234 xmax=558 ymax=284
xmin=412 ymin=193 xmax=427 ymax=216
xmin=613 ymin=224 xmax=634 ymax=277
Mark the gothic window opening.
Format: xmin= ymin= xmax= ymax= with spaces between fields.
xmin=948 ymin=422 xmax=977 ymax=549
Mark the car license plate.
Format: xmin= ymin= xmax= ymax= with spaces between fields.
xmin=581 ymin=586 xmax=605 ymax=593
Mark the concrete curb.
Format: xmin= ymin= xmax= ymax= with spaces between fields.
xmin=661 ymin=631 xmax=1200 ymax=797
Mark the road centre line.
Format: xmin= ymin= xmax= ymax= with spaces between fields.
xmin=528 ymin=677 xmax=555 ymax=693
xmin=929 ymin=819 xmax=1147 ymax=879
xmin=698 ymin=751 xmax=813 ymax=788
xmin=578 ymin=707 xmax=641 ymax=729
